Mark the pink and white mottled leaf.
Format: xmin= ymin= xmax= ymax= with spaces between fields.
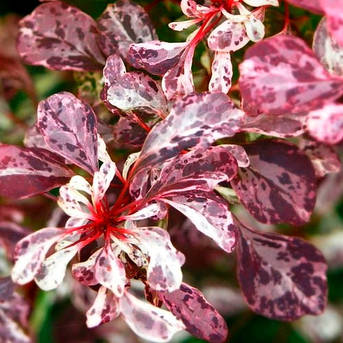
xmin=180 ymin=0 xmax=211 ymax=18
xmin=236 ymin=219 xmax=327 ymax=320
xmin=12 ymin=227 xmax=64 ymax=284
xmin=128 ymin=41 xmax=188 ymax=75
xmin=319 ymin=0 xmax=343 ymax=47
xmin=71 ymin=249 xmax=101 ymax=286
xmin=208 ymin=20 xmax=249 ymax=52
xmin=0 ymin=145 xmax=72 ymax=199
xmin=132 ymin=92 xmax=244 ymax=177
xmin=231 ymin=140 xmax=317 ymax=226
xmin=95 ymin=247 xmax=126 ymax=297
xmin=37 ymin=92 xmax=98 ymax=174
xmin=239 ymin=35 xmax=343 ymax=115
xmin=86 ymin=286 xmax=120 ymax=328
xmin=34 ymin=245 xmax=79 ymax=290
xmin=313 ymin=18 xmax=343 ymax=77
xmin=243 ymin=15 xmax=265 ymax=42
xmin=162 ymin=191 xmax=236 ymax=253
xmin=103 ymin=54 xmax=126 ymax=84
xmin=123 ymin=203 xmax=163 ymax=221
xmin=242 ymin=113 xmax=306 ymax=138
xmin=97 ymin=0 xmax=157 ymax=59
xmin=209 ymin=51 xmax=232 ymax=93
xmin=120 ymin=291 xmax=185 ymax=342
xmin=299 ymin=139 xmax=341 ymax=178
xmin=17 ymin=1 xmax=105 ymax=71
xmin=285 ymin=0 xmax=323 ymax=13
xmin=169 ymin=18 xmax=201 ymax=31
xmin=134 ymin=226 xmax=185 ymax=292
xmin=306 ymin=103 xmax=343 ymax=144
xmin=159 ymin=283 xmax=228 ymax=343
xmin=243 ymin=0 xmax=278 ymax=6
xmin=0 ymin=310 xmax=31 ymax=343
xmin=162 ymin=46 xmax=195 ymax=100
xmin=222 ymin=145 xmax=250 ymax=168
xmin=92 ymin=161 xmax=116 ymax=205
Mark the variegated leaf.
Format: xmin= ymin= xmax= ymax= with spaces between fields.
xmin=162 ymin=191 xmax=236 ymax=253
xmin=180 ymin=0 xmax=211 ymax=18
xmin=0 ymin=145 xmax=73 ymax=199
xmin=86 ymin=286 xmax=120 ymax=328
xmin=285 ymin=0 xmax=323 ymax=13
xmin=313 ymin=18 xmax=343 ymax=77
xmin=17 ymin=1 xmax=105 ymax=71
xmin=37 ymin=92 xmax=98 ymax=174
xmin=132 ymin=92 xmax=244 ymax=177
xmin=239 ymin=35 xmax=343 ymax=115
xmin=306 ymin=103 xmax=343 ymax=145
xmin=209 ymin=51 xmax=232 ymax=94
xmin=243 ymin=0 xmax=278 ymax=6
xmin=128 ymin=41 xmax=188 ymax=75
xmin=120 ymin=291 xmax=185 ymax=342
xmin=12 ymin=227 xmax=64 ymax=284
xmin=97 ymin=0 xmax=157 ymax=59
xmin=236 ymin=219 xmax=327 ymax=320
xmin=0 ymin=310 xmax=31 ymax=343
xmin=231 ymin=140 xmax=317 ymax=225
xmin=159 ymin=283 xmax=228 ymax=343
xmin=92 ymin=161 xmax=116 ymax=205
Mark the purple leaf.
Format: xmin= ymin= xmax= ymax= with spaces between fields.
xmin=103 ymin=55 xmax=167 ymax=115
xmin=97 ymin=0 xmax=157 ymax=60
xmin=102 ymin=54 xmax=126 ymax=84
xmin=0 ymin=277 xmax=14 ymax=301
xmin=242 ymin=113 xmax=306 ymax=138
xmin=306 ymin=103 xmax=343 ymax=144
xmin=286 ymin=0 xmax=323 ymax=13
xmin=223 ymin=145 xmax=250 ymax=168
xmin=37 ymin=92 xmax=98 ymax=174
xmin=239 ymin=35 xmax=343 ymax=115
xmin=319 ymin=0 xmax=343 ymax=47
xmin=162 ymin=191 xmax=236 ymax=253
xmin=0 ymin=145 xmax=73 ymax=199
xmin=231 ymin=140 xmax=317 ymax=226
xmin=299 ymin=139 xmax=341 ymax=178
xmin=132 ymin=92 xmax=244 ymax=177
xmin=209 ymin=51 xmax=232 ymax=94
xmin=128 ymin=41 xmax=188 ymax=75
xmin=159 ymin=283 xmax=228 ymax=343
xmin=313 ymin=18 xmax=343 ymax=77
xmin=17 ymin=1 xmax=105 ymax=71
xmin=236 ymin=219 xmax=327 ymax=320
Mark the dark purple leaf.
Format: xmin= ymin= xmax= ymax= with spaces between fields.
xmin=231 ymin=140 xmax=317 ymax=226
xmin=236 ymin=219 xmax=327 ymax=320
xmin=159 ymin=283 xmax=228 ymax=343
xmin=17 ymin=1 xmax=105 ymax=71
xmin=131 ymin=92 xmax=244 ymax=178
xmin=37 ymin=92 xmax=98 ymax=174
xmin=0 ymin=145 xmax=73 ymax=199
xmin=128 ymin=41 xmax=188 ymax=75
xmin=97 ymin=0 xmax=157 ymax=60
xmin=239 ymin=35 xmax=343 ymax=115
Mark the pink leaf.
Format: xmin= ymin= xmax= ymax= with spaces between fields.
xmin=128 ymin=41 xmax=188 ymax=75
xmin=306 ymin=103 xmax=343 ymax=145
xmin=134 ymin=226 xmax=185 ymax=292
xmin=12 ymin=227 xmax=64 ymax=284
xmin=319 ymin=0 xmax=343 ymax=47
xmin=17 ymin=1 xmax=105 ymax=71
xmin=0 ymin=310 xmax=31 ymax=343
xmin=102 ymin=54 xmax=126 ymax=84
xmin=86 ymin=286 xmax=120 ymax=328
xmin=242 ymin=113 xmax=306 ymax=138
xmin=120 ymin=291 xmax=184 ymax=342
xmin=0 ymin=145 xmax=73 ymax=199
xmin=162 ymin=46 xmax=195 ymax=100
xmin=180 ymin=0 xmax=211 ymax=18
xmin=285 ymin=0 xmax=323 ymax=13
xmin=236 ymin=219 xmax=327 ymax=320
xmin=132 ymin=92 xmax=244 ymax=177
xmin=104 ymin=56 xmax=167 ymax=115
xmin=94 ymin=247 xmax=126 ymax=297
xmin=92 ymin=161 xmax=116 ymax=205
xmin=313 ymin=18 xmax=343 ymax=77
xmin=97 ymin=0 xmax=157 ymax=59
xmin=300 ymin=139 xmax=341 ymax=178
xmin=231 ymin=140 xmax=317 ymax=225
xmin=162 ymin=191 xmax=236 ymax=253
xmin=158 ymin=283 xmax=228 ymax=343
xmin=209 ymin=51 xmax=232 ymax=93
xmin=239 ymin=35 xmax=343 ymax=115
xmin=222 ymin=145 xmax=250 ymax=168
xmin=37 ymin=92 xmax=98 ymax=174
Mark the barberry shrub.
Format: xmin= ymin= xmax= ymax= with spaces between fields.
xmin=0 ymin=0 xmax=342 ymax=342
